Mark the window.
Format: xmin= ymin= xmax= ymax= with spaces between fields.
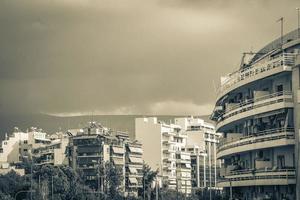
xmin=276 ymin=85 xmax=283 ymax=92
xmin=277 ymin=155 xmax=285 ymax=169
xmin=23 ymin=140 xmax=28 ymax=144
xmin=23 ymin=149 xmax=28 ymax=152
xmin=257 ymin=151 xmax=263 ymax=159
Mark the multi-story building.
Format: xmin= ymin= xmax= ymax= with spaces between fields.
xmin=135 ymin=117 xmax=192 ymax=194
xmin=32 ymin=132 xmax=70 ymax=166
xmin=211 ymin=29 xmax=300 ymax=199
xmin=125 ymin=139 xmax=143 ymax=196
xmin=68 ymin=122 xmax=143 ymax=197
xmin=0 ymin=127 xmax=50 ymax=167
xmin=175 ymin=117 xmax=221 ymax=191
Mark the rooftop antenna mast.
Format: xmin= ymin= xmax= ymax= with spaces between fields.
xmin=297 ymin=8 xmax=300 ymax=39
xmin=277 ymin=17 xmax=284 ymax=49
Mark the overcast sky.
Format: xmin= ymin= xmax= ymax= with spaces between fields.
xmin=0 ymin=0 xmax=299 ymax=116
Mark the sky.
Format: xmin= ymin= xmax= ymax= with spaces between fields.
xmin=0 ymin=0 xmax=299 ymax=116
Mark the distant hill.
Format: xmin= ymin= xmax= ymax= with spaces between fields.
xmin=0 ymin=114 xmax=213 ymax=141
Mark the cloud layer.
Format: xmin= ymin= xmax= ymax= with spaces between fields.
xmin=0 ymin=0 xmax=299 ymax=116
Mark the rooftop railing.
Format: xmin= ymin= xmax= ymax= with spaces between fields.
xmin=217 ymin=53 xmax=295 ymax=96
xmin=218 ymin=91 xmax=293 ymax=122
xmin=218 ymin=127 xmax=295 ymax=153
xmin=218 ymin=168 xmax=295 ymax=183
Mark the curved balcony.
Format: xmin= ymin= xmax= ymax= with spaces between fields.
xmin=217 ymin=128 xmax=295 ymax=159
xmin=216 ymin=91 xmax=293 ymax=131
xmin=218 ymin=168 xmax=296 ymax=188
xmin=216 ymin=53 xmax=295 ymax=101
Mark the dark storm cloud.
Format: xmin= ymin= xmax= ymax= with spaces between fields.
xmin=0 ymin=0 xmax=299 ymax=115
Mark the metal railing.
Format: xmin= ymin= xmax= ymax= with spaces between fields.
xmin=218 ymin=168 xmax=295 ymax=183
xmin=217 ymin=127 xmax=295 ymax=152
xmin=217 ymin=53 xmax=295 ymax=95
xmin=218 ymin=91 xmax=293 ymax=122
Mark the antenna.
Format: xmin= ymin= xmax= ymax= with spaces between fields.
xmin=277 ymin=17 xmax=284 ymax=48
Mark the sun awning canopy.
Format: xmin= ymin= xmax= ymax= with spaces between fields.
xmin=129 ymin=178 xmax=138 ymax=184
xmin=129 ymin=156 xmax=143 ymax=163
xmin=129 ymin=167 xmax=138 ymax=174
xmin=112 ymin=157 xmax=124 ymax=165
xmin=186 ymin=163 xmax=191 ymax=168
xmin=112 ymin=147 xmax=124 ymax=154
xmin=181 ymin=154 xmax=190 ymax=160
xmin=129 ymin=147 xmax=143 ymax=154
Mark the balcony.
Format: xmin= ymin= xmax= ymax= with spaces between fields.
xmin=77 ymin=153 xmax=102 ymax=158
xmin=218 ymin=168 xmax=296 ymax=188
xmin=217 ymin=127 xmax=295 ymax=158
xmin=217 ymin=53 xmax=295 ymax=101
xmin=216 ymin=91 xmax=293 ymax=130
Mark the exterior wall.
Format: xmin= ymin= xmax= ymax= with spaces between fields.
xmin=135 ymin=117 xmax=192 ymax=194
xmin=0 ymin=131 xmax=28 ymax=164
xmin=135 ymin=117 xmax=162 ymax=171
xmin=175 ymin=117 xmax=220 ymax=191
xmin=292 ymin=52 xmax=300 ymax=199
xmin=125 ymin=141 xmax=143 ymax=197
xmin=68 ymin=122 xmax=143 ymax=195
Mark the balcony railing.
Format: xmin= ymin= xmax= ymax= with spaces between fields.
xmin=217 ymin=53 xmax=295 ymax=96
xmin=218 ymin=127 xmax=295 ymax=153
xmin=218 ymin=91 xmax=293 ymax=123
xmin=219 ymin=168 xmax=295 ymax=184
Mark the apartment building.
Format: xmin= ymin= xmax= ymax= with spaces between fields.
xmin=135 ymin=117 xmax=192 ymax=194
xmin=211 ymin=29 xmax=300 ymax=199
xmin=125 ymin=140 xmax=143 ymax=196
xmin=0 ymin=127 xmax=50 ymax=167
xmin=175 ymin=117 xmax=221 ymax=191
xmin=68 ymin=122 xmax=143 ymax=197
xmin=32 ymin=131 xmax=70 ymax=166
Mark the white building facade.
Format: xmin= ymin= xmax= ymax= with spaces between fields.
xmin=135 ymin=117 xmax=192 ymax=194
xmin=175 ymin=117 xmax=221 ymax=191
xmin=211 ymin=29 xmax=300 ymax=199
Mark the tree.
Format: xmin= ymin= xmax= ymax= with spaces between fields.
xmin=104 ymin=161 xmax=123 ymax=200
xmin=0 ymin=171 xmax=30 ymax=198
xmin=0 ymin=191 xmax=14 ymax=200
xmin=138 ymin=163 xmax=158 ymax=200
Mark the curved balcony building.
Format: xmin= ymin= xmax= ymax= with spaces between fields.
xmin=211 ymin=29 xmax=300 ymax=200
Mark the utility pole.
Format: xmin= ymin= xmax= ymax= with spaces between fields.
xmin=51 ymin=176 xmax=54 ymax=200
xmin=155 ymin=178 xmax=158 ymax=200
xmin=184 ymin=179 xmax=187 ymax=200
xmin=229 ymin=180 xmax=233 ymax=200
xmin=143 ymin=174 xmax=146 ymax=200
xmin=30 ymin=159 xmax=33 ymax=200
xmin=277 ymin=17 xmax=284 ymax=48
xmin=176 ymin=178 xmax=179 ymax=200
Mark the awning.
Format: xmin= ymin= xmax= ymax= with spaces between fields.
xmin=129 ymin=178 xmax=138 ymax=184
xmin=186 ymin=163 xmax=191 ymax=168
xmin=129 ymin=167 xmax=138 ymax=174
xmin=112 ymin=157 xmax=124 ymax=165
xmin=112 ymin=147 xmax=124 ymax=154
xmin=73 ymin=135 xmax=98 ymax=140
xmin=34 ymin=138 xmax=51 ymax=142
xmin=129 ymin=156 xmax=143 ymax=163
xmin=129 ymin=147 xmax=143 ymax=154
xmin=181 ymin=154 xmax=190 ymax=160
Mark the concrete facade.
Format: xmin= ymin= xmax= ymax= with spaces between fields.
xmin=211 ymin=30 xmax=300 ymax=200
